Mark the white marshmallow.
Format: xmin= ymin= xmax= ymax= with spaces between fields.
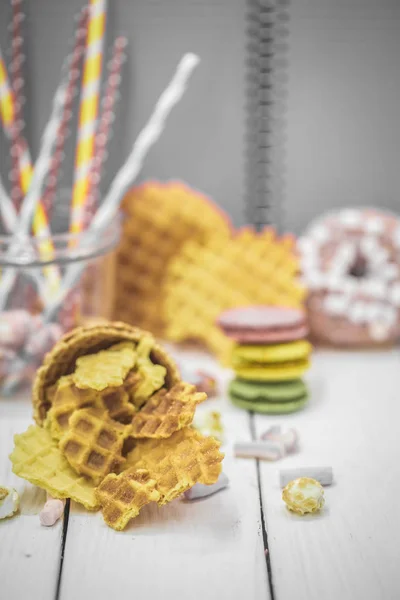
xmin=310 ymin=224 xmax=330 ymax=244
xmin=364 ymin=302 xmax=384 ymax=322
xmin=369 ymin=322 xmax=390 ymax=342
xmin=360 ymin=236 xmax=379 ymax=257
xmin=338 ymin=209 xmax=361 ymax=229
xmin=348 ymin=301 xmax=368 ymax=324
xmin=381 ymin=264 xmax=399 ymax=282
xmin=369 ymin=247 xmax=390 ymax=268
xmin=342 ymin=277 xmax=358 ymax=295
xmin=392 ymin=227 xmax=400 ymax=249
xmin=305 ymin=270 xmax=326 ymax=290
xmin=323 ymin=294 xmax=349 ymax=316
xmin=389 ymin=284 xmax=400 ymax=307
xmin=297 ymin=238 xmax=317 ymax=256
xmin=361 ymin=279 xmax=386 ymax=300
xmin=365 ymin=217 xmax=384 ymax=235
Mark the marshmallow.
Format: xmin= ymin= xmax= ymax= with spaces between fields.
xmin=260 ymin=426 xmax=299 ymax=454
xmin=389 ymin=284 xmax=400 ymax=307
xmin=39 ymin=498 xmax=65 ymax=527
xmin=280 ymin=467 xmax=333 ymax=488
xmin=183 ymin=473 xmax=229 ymax=500
xmin=323 ymin=294 xmax=349 ymax=316
xmin=297 ymin=238 xmax=317 ymax=256
xmin=381 ymin=264 xmax=399 ymax=282
xmin=360 ymin=236 xmax=379 ymax=257
xmin=348 ymin=301 xmax=368 ymax=324
xmin=234 ymin=441 xmax=285 ymax=461
xmin=369 ymin=321 xmax=390 ymax=342
xmin=310 ymin=225 xmax=330 ymax=244
xmin=365 ymin=217 xmax=384 ymax=235
xmin=338 ymin=209 xmax=361 ymax=229
xmin=361 ymin=279 xmax=386 ymax=300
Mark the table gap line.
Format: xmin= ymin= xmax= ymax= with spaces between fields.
xmin=54 ymin=499 xmax=71 ymax=600
xmin=249 ymin=411 xmax=276 ymax=600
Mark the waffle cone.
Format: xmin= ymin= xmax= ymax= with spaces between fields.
xmin=33 ymin=321 xmax=180 ymax=425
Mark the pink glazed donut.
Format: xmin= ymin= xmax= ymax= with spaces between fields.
xmin=298 ymin=208 xmax=400 ymax=347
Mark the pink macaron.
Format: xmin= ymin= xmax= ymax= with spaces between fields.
xmin=217 ymin=305 xmax=309 ymax=344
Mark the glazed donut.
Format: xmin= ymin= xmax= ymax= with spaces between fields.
xmin=298 ymin=208 xmax=400 ymax=347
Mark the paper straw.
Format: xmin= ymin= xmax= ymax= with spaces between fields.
xmin=8 ymin=0 xmax=26 ymax=210
xmin=41 ymin=9 xmax=88 ymax=218
xmin=43 ymin=52 xmax=200 ymax=322
xmin=69 ymin=0 xmax=107 ymax=235
xmin=0 ymin=174 xmax=18 ymax=232
xmin=0 ymin=82 xmax=67 ymax=310
xmin=0 ymin=47 xmax=59 ymax=299
xmin=84 ymin=35 xmax=127 ymax=228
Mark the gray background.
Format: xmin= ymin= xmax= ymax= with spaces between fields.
xmin=0 ymin=0 xmax=399 ymax=232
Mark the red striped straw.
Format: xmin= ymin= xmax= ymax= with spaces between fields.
xmin=8 ymin=0 xmax=26 ymax=212
xmin=83 ymin=36 xmax=128 ymax=229
xmin=41 ymin=8 xmax=89 ymax=220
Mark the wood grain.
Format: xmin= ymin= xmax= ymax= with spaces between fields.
xmin=254 ymin=349 xmax=400 ymax=600
xmin=0 ymin=395 xmax=63 ymax=600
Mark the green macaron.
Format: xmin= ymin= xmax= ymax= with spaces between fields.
xmin=228 ymin=378 xmax=308 ymax=414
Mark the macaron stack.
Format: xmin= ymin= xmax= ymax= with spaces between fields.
xmin=217 ymin=306 xmax=311 ymax=414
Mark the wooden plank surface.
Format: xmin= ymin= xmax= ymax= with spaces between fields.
xmin=0 ymin=395 xmax=64 ymax=600
xmin=59 ymin=350 xmax=270 ymax=600
xmin=254 ymin=349 xmax=400 ymax=600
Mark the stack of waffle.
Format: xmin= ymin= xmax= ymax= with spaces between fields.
xmin=115 ymin=181 xmax=232 ymax=336
xmin=218 ymin=306 xmax=312 ymax=414
xmin=10 ymin=322 xmax=224 ymax=530
xmin=164 ymin=227 xmax=305 ymax=362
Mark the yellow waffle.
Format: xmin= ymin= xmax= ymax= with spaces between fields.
xmin=131 ymin=382 xmax=206 ymax=439
xmin=59 ymin=408 xmax=132 ymax=485
xmin=96 ymin=469 xmax=160 ymax=530
xmin=10 ymin=425 xmax=99 ymax=510
xmin=73 ymin=342 xmax=137 ymax=391
xmin=114 ymin=181 xmax=232 ymax=335
xmin=33 ymin=322 xmax=180 ymax=425
xmin=163 ymin=227 xmax=305 ymax=360
xmin=126 ymin=427 xmax=224 ymax=505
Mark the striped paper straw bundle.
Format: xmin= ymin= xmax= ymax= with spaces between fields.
xmin=70 ymin=0 xmax=108 ymax=236
xmin=41 ymin=9 xmax=89 ymax=219
xmin=8 ymin=0 xmax=26 ymax=211
xmin=84 ymin=35 xmax=127 ymax=228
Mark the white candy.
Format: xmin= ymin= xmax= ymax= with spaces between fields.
xmin=234 ymin=441 xmax=285 ymax=461
xmin=369 ymin=247 xmax=389 ymax=268
xmin=297 ymin=238 xmax=317 ymax=256
xmin=392 ymin=227 xmax=400 ymax=249
xmin=280 ymin=467 xmax=333 ymax=488
xmin=360 ymin=236 xmax=379 ymax=256
xmin=310 ymin=225 xmax=330 ymax=244
xmin=364 ymin=302 xmax=384 ymax=322
xmin=326 ymin=274 xmax=345 ymax=292
xmin=348 ymin=301 xmax=367 ymax=324
xmin=39 ymin=498 xmax=65 ymax=527
xmin=260 ymin=426 xmax=299 ymax=454
xmin=339 ymin=209 xmax=361 ymax=228
xmin=183 ymin=473 xmax=229 ymax=500
xmin=323 ymin=294 xmax=349 ymax=316
xmin=381 ymin=264 xmax=399 ymax=282
xmin=342 ymin=277 xmax=358 ymax=295
xmin=361 ymin=279 xmax=386 ymax=300
xmin=389 ymin=284 xmax=400 ymax=307
xmin=0 ymin=487 xmax=19 ymax=519
xmin=304 ymin=270 xmax=326 ymax=290
xmin=365 ymin=217 xmax=384 ymax=235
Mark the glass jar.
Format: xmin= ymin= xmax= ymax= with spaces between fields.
xmin=0 ymin=213 xmax=121 ymax=395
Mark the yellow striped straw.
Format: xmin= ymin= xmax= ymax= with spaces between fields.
xmin=0 ymin=49 xmax=60 ymax=295
xmin=70 ymin=0 xmax=107 ymax=234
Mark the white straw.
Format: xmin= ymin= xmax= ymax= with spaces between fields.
xmin=0 ymin=83 xmax=67 ymax=310
xmin=0 ymin=174 xmax=17 ymax=232
xmin=43 ymin=52 xmax=200 ymax=322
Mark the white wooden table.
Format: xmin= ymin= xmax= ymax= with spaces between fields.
xmin=1 ymin=348 xmax=400 ymax=600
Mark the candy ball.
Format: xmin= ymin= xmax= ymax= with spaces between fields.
xmin=282 ymin=477 xmax=324 ymax=515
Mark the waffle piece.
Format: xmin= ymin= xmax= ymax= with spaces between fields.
xmin=164 ymin=227 xmax=305 ymax=360
xmin=131 ymin=382 xmax=206 ymax=439
xmin=10 ymin=425 xmax=99 ymax=510
xmin=60 ymin=408 xmax=132 ymax=485
xmin=115 ymin=181 xmax=232 ymax=335
xmin=96 ymin=469 xmax=160 ymax=530
xmin=73 ymin=342 xmax=137 ymax=391
xmin=33 ymin=322 xmax=180 ymax=425
xmin=126 ymin=427 xmax=224 ymax=505
xmin=46 ymin=376 xmax=137 ymax=441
